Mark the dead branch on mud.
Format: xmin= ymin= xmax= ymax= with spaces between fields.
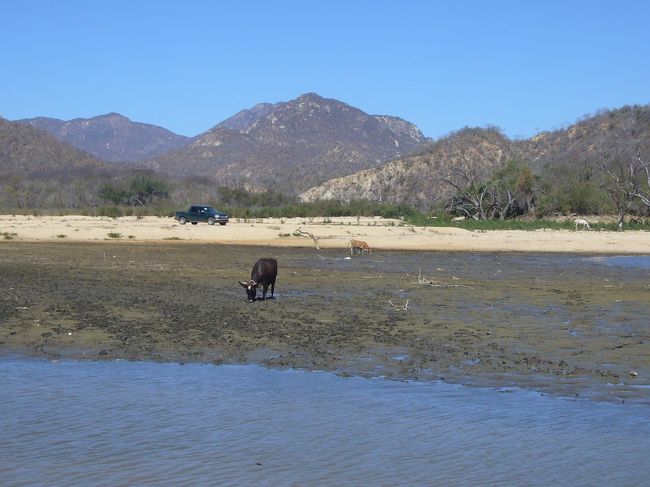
xmin=411 ymin=267 xmax=473 ymax=289
xmin=293 ymin=228 xmax=321 ymax=249
xmin=388 ymin=299 xmax=409 ymax=310
xmin=294 ymin=229 xmax=338 ymax=250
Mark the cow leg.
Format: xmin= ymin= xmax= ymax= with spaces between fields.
xmin=261 ymin=284 xmax=269 ymax=300
xmin=270 ymin=280 xmax=275 ymax=298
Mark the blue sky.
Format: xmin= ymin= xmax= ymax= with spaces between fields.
xmin=1 ymin=0 xmax=648 ymax=139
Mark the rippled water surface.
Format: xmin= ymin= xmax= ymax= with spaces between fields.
xmin=2 ymin=359 xmax=649 ymax=486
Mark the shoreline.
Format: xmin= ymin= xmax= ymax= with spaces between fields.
xmin=1 ymin=215 xmax=649 ymax=254
xmin=1 ymin=241 xmax=649 ymax=404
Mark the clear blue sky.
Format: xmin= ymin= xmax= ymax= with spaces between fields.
xmin=1 ymin=0 xmax=648 ymax=139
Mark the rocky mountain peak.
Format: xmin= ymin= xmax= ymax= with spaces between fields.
xmin=296 ymin=92 xmax=325 ymax=102
xmin=144 ymin=93 xmax=431 ymax=194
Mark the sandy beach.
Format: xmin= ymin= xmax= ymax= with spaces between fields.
xmin=1 ymin=215 xmax=649 ymax=253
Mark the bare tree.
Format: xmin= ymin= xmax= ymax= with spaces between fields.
xmin=488 ymin=183 xmax=516 ymax=220
xmin=293 ymin=228 xmax=321 ymax=249
xmin=443 ymin=167 xmax=489 ymax=220
xmin=600 ymin=148 xmax=649 ymax=229
xmin=629 ymin=149 xmax=650 ymax=210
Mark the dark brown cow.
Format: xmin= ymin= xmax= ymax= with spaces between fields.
xmin=239 ymin=258 xmax=277 ymax=302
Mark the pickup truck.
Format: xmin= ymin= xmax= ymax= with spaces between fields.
xmin=175 ymin=206 xmax=229 ymax=225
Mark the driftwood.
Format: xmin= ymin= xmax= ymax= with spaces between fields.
xmin=388 ymin=299 xmax=409 ymax=311
xmin=411 ymin=267 xmax=473 ymax=289
xmin=293 ymin=228 xmax=321 ymax=249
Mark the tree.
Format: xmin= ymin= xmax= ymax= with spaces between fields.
xmin=127 ymin=175 xmax=169 ymax=207
xmin=99 ymin=183 xmax=129 ymax=205
xmin=489 ymin=160 xmax=536 ymax=219
xmin=443 ymin=160 xmax=536 ymax=220
xmin=629 ymin=149 xmax=650 ymax=210
xmin=600 ymin=148 xmax=648 ymax=229
xmin=98 ymin=174 xmax=169 ymax=207
xmin=443 ymin=167 xmax=489 ymax=220
xmin=514 ymin=166 xmax=535 ymax=214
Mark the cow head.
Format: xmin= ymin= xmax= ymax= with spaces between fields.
xmin=239 ymin=280 xmax=258 ymax=302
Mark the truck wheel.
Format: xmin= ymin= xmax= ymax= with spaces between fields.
xmin=179 ymin=217 xmax=187 ymax=225
xmin=208 ymin=217 xmax=215 ymax=225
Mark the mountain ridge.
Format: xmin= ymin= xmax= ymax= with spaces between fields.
xmin=141 ymin=92 xmax=431 ymax=194
xmin=0 ymin=117 xmax=116 ymax=179
xmin=16 ymin=113 xmax=192 ymax=163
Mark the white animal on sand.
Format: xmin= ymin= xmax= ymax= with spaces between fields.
xmin=574 ymin=218 xmax=590 ymax=230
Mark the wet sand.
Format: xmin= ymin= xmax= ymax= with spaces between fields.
xmin=1 ymin=241 xmax=649 ymax=403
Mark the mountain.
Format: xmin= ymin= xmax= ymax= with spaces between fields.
xmin=299 ymin=105 xmax=650 ymax=208
xmin=142 ymin=93 xmax=430 ymax=194
xmin=516 ymin=104 xmax=650 ymax=174
xmin=0 ymin=117 xmax=116 ymax=179
xmin=299 ymin=127 xmax=515 ymax=206
xmin=215 ymin=103 xmax=276 ymax=131
xmin=16 ymin=113 xmax=192 ymax=163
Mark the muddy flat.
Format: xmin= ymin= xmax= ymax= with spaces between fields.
xmin=1 ymin=241 xmax=649 ymax=402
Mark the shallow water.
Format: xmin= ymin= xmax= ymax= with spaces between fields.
xmin=586 ymin=255 xmax=650 ymax=269
xmin=2 ymin=359 xmax=649 ymax=486
xmin=283 ymin=249 xmax=650 ymax=280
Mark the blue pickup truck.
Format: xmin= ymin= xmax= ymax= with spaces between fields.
xmin=174 ymin=206 xmax=229 ymax=226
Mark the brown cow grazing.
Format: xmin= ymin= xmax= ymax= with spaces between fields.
xmin=239 ymin=258 xmax=277 ymax=302
xmin=348 ymin=239 xmax=372 ymax=255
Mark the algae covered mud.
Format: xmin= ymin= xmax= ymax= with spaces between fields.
xmin=1 ymin=242 xmax=649 ymax=402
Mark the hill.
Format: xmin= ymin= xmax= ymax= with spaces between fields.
xmin=16 ymin=113 xmax=192 ymax=163
xmin=300 ymin=105 xmax=650 ymax=209
xmin=142 ymin=93 xmax=430 ymax=194
xmin=0 ymin=117 xmax=137 ymax=208
xmin=299 ymin=127 xmax=516 ymax=207
xmin=517 ymin=105 xmax=650 ymax=174
xmin=0 ymin=117 xmax=116 ymax=179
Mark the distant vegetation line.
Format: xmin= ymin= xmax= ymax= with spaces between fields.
xmin=3 ymin=182 xmax=650 ymax=232
xmin=3 ymin=158 xmax=648 ymax=226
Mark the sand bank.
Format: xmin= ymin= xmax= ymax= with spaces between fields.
xmin=0 ymin=215 xmax=649 ymax=254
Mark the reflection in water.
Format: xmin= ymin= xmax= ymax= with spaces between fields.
xmin=2 ymin=359 xmax=649 ymax=486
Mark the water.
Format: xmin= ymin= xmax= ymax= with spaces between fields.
xmin=285 ymin=250 xmax=650 ymax=279
xmin=2 ymin=359 xmax=649 ymax=486
xmin=586 ymin=255 xmax=650 ymax=269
